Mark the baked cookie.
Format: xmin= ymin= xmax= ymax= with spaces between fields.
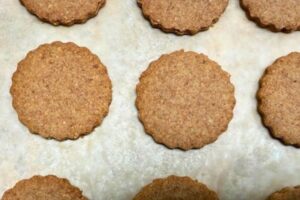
xmin=20 ymin=0 xmax=106 ymax=26
xmin=136 ymin=50 xmax=235 ymax=150
xmin=257 ymin=52 xmax=300 ymax=146
xmin=11 ymin=42 xmax=112 ymax=141
xmin=1 ymin=175 xmax=87 ymax=200
xmin=133 ymin=175 xmax=219 ymax=200
xmin=240 ymin=0 xmax=300 ymax=32
xmin=267 ymin=186 xmax=300 ymax=200
xmin=137 ymin=0 xmax=228 ymax=35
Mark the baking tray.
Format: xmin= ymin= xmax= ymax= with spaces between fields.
xmin=1 ymin=0 xmax=300 ymax=199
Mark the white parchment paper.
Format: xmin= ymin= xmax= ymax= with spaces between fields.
xmin=1 ymin=1 xmax=300 ymax=199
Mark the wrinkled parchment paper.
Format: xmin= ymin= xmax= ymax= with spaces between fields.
xmin=1 ymin=1 xmax=300 ymax=199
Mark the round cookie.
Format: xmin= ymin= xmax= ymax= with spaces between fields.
xmin=257 ymin=52 xmax=300 ymax=146
xmin=136 ymin=50 xmax=235 ymax=150
xmin=20 ymin=0 xmax=106 ymax=26
xmin=267 ymin=186 xmax=300 ymax=200
xmin=137 ymin=0 xmax=229 ymax=35
xmin=1 ymin=175 xmax=87 ymax=200
xmin=240 ymin=0 xmax=300 ymax=32
xmin=133 ymin=175 xmax=219 ymax=200
xmin=11 ymin=41 xmax=112 ymax=140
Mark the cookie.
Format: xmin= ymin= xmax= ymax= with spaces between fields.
xmin=133 ymin=175 xmax=219 ymax=200
xmin=257 ymin=52 xmax=300 ymax=146
xmin=240 ymin=0 xmax=300 ymax=32
xmin=1 ymin=175 xmax=87 ymax=200
xmin=20 ymin=0 xmax=106 ymax=26
xmin=137 ymin=0 xmax=228 ymax=35
xmin=267 ymin=186 xmax=300 ymax=200
xmin=11 ymin=41 xmax=112 ymax=140
xmin=136 ymin=50 xmax=235 ymax=150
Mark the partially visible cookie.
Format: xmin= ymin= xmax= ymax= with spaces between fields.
xmin=136 ymin=50 xmax=235 ymax=150
xmin=20 ymin=0 xmax=106 ymax=26
xmin=267 ymin=186 xmax=300 ymax=200
xmin=1 ymin=175 xmax=87 ymax=200
xmin=257 ymin=52 xmax=300 ymax=146
xmin=240 ymin=0 xmax=300 ymax=32
xmin=133 ymin=175 xmax=219 ymax=200
xmin=11 ymin=41 xmax=112 ymax=141
xmin=137 ymin=0 xmax=229 ymax=35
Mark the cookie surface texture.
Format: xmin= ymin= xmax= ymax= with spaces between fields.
xmin=137 ymin=0 xmax=229 ymax=35
xmin=136 ymin=50 xmax=235 ymax=150
xmin=133 ymin=175 xmax=219 ymax=200
xmin=267 ymin=186 xmax=300 ymax=200
xmin=11 ymin=41 xmax=112 ymax=140
xmin=257 ymin=52 xmax=300 ymax=146
xmin=1 ymin=175 xmax=87 ymax=200
xmin=241 ymin=0 xmax=300 ymax=32
xmin=20 ymin=0 xmax=106 ymax=25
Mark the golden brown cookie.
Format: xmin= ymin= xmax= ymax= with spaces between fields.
xmin=137 ymin=0 xmax=229 ymax=35
xmin=257 ymin=52 xmax=300 ymax=147
xmin=267 ymin=186 xmax=300 ymax=200
xmin=133 ymin=175 xmax=219 ymax=200
xmin=240 ymin=0 xmax=300 ymax=32
xmin=20 ymin=0 xmax=106 ymax=26
xmin=1 ymin=175 xmax=87 ymax=200
xmin=136 ymin=50 xmax=235 ymax=150
xmin=11 ymin=41 xmax=112 ymax=141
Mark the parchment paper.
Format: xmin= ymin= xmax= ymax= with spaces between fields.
xmin=1 ymin=1 xmax=300 ymax=200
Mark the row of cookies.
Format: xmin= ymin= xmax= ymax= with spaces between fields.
xmin=1 ymin=174 xmax=299 ymax=199
xmin=20 ymin=0 xmax=300 ymax=33
xmin=10 ymin=41 xmax=300 ymax=150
